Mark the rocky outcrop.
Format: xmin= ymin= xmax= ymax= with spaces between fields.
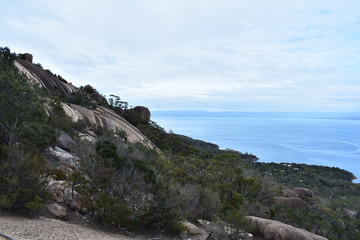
xmin=274 ymin=197 xmax=307 ymax=210
xmin=45 ymin=178 xmax=84 ymax=212
xmin=246 ymin=216 xmax=328 ymax=240
xmin=14 ymin=55 xmax=157 ymax=150
xmin=276 ymin=187 xmax=315 ymax=209
xmin=14 ymin=59 xmax=78 ymax=96
xmin=62 ymin=103 xmax=157 ymax=149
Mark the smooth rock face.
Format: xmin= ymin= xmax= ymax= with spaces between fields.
xmin=62 ymin=103 xmax=157 ymax=149
xmin=247 ymin=216 xmax=328 ymax=240
xmin=47 ymin=203 xmax=68 ymax=219
xmin=274 ymin=197 xmax=307 ymax=209
xmin=14 ymin=59 xmax=78 ymax=96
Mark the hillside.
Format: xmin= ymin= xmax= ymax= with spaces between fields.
xmin=0 ymin=47 xmax=360 ymax=240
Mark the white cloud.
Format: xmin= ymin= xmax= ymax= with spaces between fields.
xmin=1 ymin=0 xmax=360 ymax=111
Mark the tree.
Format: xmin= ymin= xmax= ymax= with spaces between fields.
xmin=0 ymin=60 xmax=52 ymax=146
xmin=108 ymin=94 xmax=129 ymax=110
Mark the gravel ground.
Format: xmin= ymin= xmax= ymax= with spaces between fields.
xmin=0 ymin=214 xmax=143 ymax=240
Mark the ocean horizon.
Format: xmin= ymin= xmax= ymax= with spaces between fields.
xmin=152 ymin=111 xmax=360 ymax=183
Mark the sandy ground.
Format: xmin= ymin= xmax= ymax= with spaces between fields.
xmin=0 ymin=214 xmax=145 ymax=240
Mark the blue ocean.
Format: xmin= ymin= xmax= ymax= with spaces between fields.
xmin=152 ymin=112 xmax=360 ymax=183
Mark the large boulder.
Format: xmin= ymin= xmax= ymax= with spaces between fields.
xmin=45 ymin=179 xmax=67 ymax=202
xmin=23 ymin=53 xmax=33 ymax=63
xmin=56 ymin=131 xmax=76 ymax=152
xmin=183 ymin=221 xmax=205 ymax=235
xmin=246 ymin=216 xmax=328 ymax=240
xmin=274 ymin=197 xmax=307 ymax=210
xmin=197 ymin=219 xmax=253 ymax=240
xmin=133 ymin=106 xmax=151 ymax=123
xmin=63 ymin=188 xmax=83 ymax=211
xmin=45 ymin=179 xmax=84 ymax=212
xmin=284 ymin=187 xmax=314 ymax=204
xmin=123 ymin=106 xmax=151 ymax=125
xmin=47 ymin=203 xmax=68 ymax=219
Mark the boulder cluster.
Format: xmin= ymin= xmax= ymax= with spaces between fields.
xmin=274 ymin=187 xmax=314 ymax=210
xmin=43 ymin=131 xmax=84 ymax=219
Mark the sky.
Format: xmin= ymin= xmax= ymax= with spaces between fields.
xmin=1 ymin=0 xmax=360 ymax=112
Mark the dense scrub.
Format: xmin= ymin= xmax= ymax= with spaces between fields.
xmin=254 ymin=162 xmax=360 ymax=239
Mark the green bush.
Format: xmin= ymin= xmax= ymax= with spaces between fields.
xmin=95 ymin=139 xmax=124 ymax=167
xmin=19 ymin=122 xmax=55 ymax=148
xmin=0 ymin=145 xmax=49 ymax=211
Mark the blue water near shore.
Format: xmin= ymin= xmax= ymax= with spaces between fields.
xmin=152 ymin=113 xmax=360 ymax=183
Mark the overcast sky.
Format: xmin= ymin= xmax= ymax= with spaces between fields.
xmin=2 ymin=0 xmax=360 ymax=112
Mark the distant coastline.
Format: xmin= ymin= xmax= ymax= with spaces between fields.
xmin=152 ymin=112 xmax=360 ymax=183
xmin=153 ymin=111 xmax=360 ymax=120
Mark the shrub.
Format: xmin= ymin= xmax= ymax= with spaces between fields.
xmin=95 ymin=139 xmax=124 ymax=167
xmin=0 ymin=145 xmax=49 ymax=211
xmin=18 ymin=122 xmax=55 ymax=148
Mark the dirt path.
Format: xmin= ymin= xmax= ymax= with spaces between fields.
xmin=0 ymin=214 xmax=143 ymax=240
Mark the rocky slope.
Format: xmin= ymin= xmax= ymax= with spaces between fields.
xmin=13 ymin=55 xmax=156 ymax=149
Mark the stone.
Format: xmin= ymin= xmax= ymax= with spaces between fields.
xmin=183 ymin=221 xmax=204 ymax=235
xmin=343 ymin=208 xmax=358 ymax=218
xmin=23 ymin=53 xmax=33 ymax=63
xmin=63 ymin=188 xmax=83 ymax=211
xmin=274 ymin=197 xmax=307 ymax=210
xmin=46 ymin=146 xmax=80 ymax=170
xmin=292 ymin=187 xmax=314 ymax=198
xmin=56 ymin=130 xmax=76 ymax=152
xmin=285 ymin=187 xmax=314 ymax=204
xmin=134 ymin=106 xmax=151 ymax=123
xmin=246 ymin=216 xmax=328 ymax=240
xmin=47 ymin=203 xmax=68 ymax=219
xmin=45 ymin=179 xmax=67 ymax=202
